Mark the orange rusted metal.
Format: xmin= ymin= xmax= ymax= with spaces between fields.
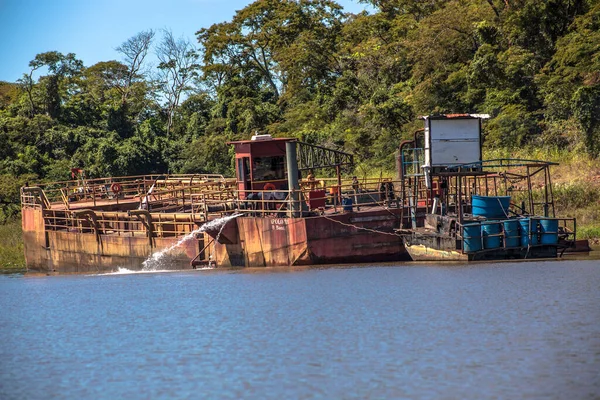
xmin=21 ymin=138 xmax=416 ymax=273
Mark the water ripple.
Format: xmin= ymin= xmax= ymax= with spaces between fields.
xmin=0 ymin=261 xmax=599 ymax=399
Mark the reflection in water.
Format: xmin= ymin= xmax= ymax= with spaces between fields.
xmin=1 ymin=260 xmax=599 ymax=399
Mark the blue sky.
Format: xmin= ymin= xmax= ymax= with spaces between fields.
xmin=0 ymin=0 xmax=370 ymax=83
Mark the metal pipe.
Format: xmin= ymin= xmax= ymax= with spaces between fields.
xmin=397 ymin=140 xmax=413 ymax=180
xmin=413 ymin=128 xmax=425 ymax=146
xmin=206 ymin=202 xmax=237 ymax=212
xmin=286 ymin=141 xmax=300 ymax=218
xmin=128 ymin=209 xmax=154 ymax=246
xmin=457 ymin=173 xmax=463 ymax=227
xmin=397 ymin=129 xmax=424 ymax=180
xmin=72 ymin=209 xmax=101 ymax=242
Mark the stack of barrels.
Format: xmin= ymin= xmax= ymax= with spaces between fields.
xmin=462 ymin=196 xmax=559 ymax=252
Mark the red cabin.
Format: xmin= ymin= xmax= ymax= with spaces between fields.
xmin=228 ymin=135 xmax=295 ymax=199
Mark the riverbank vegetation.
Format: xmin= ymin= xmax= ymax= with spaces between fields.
xmin=1 ymin=0 xmax=599 ymax=270
xmin=0 ymin=220 xmax=26 ymax=272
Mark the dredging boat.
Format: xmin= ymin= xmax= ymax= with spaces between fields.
xmin=20 ymin=114 xmax=579 ymax=273
xmin=397 ymin=115 xmax=579 ymax=260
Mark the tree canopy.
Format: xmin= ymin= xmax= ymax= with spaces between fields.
xmin=1 ymin=0 xmax=599 ymax=221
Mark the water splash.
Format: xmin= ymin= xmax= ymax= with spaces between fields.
xmin=142 ymin=213 xmax=242 ymax=271
xmin=99 ymin=266 xmax=214 ymax=276
xmin=98 ymin=267 xmax=172 ymax=275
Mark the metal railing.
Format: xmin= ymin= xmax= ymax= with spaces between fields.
xmin=188 ymin=178 xmax=406 ymax=219
xmin=41 ymin=209 xmax=203 ymax=238
xmin=33 ymin=176 xmax=408 ymax=239
xmin=21 ymin=174 xmax=229 ymax=210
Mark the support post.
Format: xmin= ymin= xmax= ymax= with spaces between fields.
xmin=457 ymin=173 xmax=463 ymax=227
xmin=286 ymin=141 xmax=300 ymax=218
xmin=526 ymin=166 xmax=534 ymax=215
xmin=409 ymin=178 xmax=417 ymax=230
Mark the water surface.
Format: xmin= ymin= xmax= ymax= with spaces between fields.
xmin=1 ymin=260 xmax=599 ymax=399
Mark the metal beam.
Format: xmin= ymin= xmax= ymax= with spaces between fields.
xmin=296 ymin=142 xmax=354 ymax=171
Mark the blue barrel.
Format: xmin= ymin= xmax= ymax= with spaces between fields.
xmin=481 ymin=221 xmax=502 ymax=249
xmin=539 ymin=218 xmax=559 ymax=245
xmin=503 ymin=219 xmax=520 ymax=248
xmin=519 ymin=218 xmax=539 ymax=246
xmin=463 ymin=223 xmax=482 ymax=252
xmin=342 ymin=197 xmax=353 ymax=212
xmin=472 ymin=195 xmax=511 ymax=219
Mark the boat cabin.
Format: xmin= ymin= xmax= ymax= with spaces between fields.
xmin=422 ymin=114 xmax=486 ymax=172
xmin=228 ymin=135 xmax=295 ymax=198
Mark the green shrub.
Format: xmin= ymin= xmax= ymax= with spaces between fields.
xmin=0 ymin=219 xmax=26 ymax=272
xmin=578 ymin=226 xmax=600 ymax=240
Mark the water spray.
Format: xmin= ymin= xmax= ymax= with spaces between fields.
xmin=142 ymin=213 xmax=243 ymax=271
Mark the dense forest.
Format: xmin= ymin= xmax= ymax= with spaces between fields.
xmin=1 ymin=0 xmax=599 ymax=224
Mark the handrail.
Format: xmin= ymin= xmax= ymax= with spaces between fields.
xmin=445 ymin=158 xmax=559 ymax=170
xmin=21 ymin=187 xmax=51 ymax=209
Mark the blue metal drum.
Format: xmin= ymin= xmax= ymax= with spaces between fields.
xmin=342 ymin=197 xmax=353 ymax=212
xmin=472 ymin=195 xmax=511 ymax=219
xmin=519 ymin=218 xmax=539 ymax=246
xmin=463 ymin=223 xmax=482 ymax=252
xmin=503 ymin=219 xmax=520 ymax=248
xmin=539 ymin=218 xmax=559 ymax=245
xmin=481 ymin=221 xmax=502 ymax=249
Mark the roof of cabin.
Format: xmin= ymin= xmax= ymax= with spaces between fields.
xmin=420 ymin=113 xmax=490 ymax=120
xmin=227 ymin=137 xmax=296 ymax=145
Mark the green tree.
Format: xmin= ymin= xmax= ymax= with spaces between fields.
xmin=537 ymin=3 xmax=600 ymax=155
xmin=197 ymin=0 xmax=344 ymax=102
xmin=23 ymin=52 xmax=84 ymax=119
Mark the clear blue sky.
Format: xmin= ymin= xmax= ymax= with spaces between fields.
xmin=0 ymin=0 xmax=370 ymax=83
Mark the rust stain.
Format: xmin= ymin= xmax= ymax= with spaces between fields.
xmin=24 ymin=205 xmax=412 ymax=272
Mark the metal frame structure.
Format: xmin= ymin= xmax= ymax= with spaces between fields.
xmin=296 ymin=142 xmax=354 ymax=171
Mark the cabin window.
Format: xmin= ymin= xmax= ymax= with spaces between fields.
xmin=252 ymin=156 xmax=285 ymax=181
xmin=237 ymin=157 xmax=250 ymax=182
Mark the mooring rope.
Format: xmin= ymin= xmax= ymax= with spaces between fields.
xmin=321 ymin=215 xmax=403 ymax=237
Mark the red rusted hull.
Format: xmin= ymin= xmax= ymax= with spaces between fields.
xmin=22 ymin=207 xmax=409 ymax=273
xmin=212 ymin=209 xmax=409 ymax=267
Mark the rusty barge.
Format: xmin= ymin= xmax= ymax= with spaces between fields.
xmin=21 ymin=135 xmax=412 ymax=274
xmin=21 ymin=114 xmax=579 ymax=273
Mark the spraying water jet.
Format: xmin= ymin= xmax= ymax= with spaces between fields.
xmin=142 ymin=213 xmax=242 ymax=271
